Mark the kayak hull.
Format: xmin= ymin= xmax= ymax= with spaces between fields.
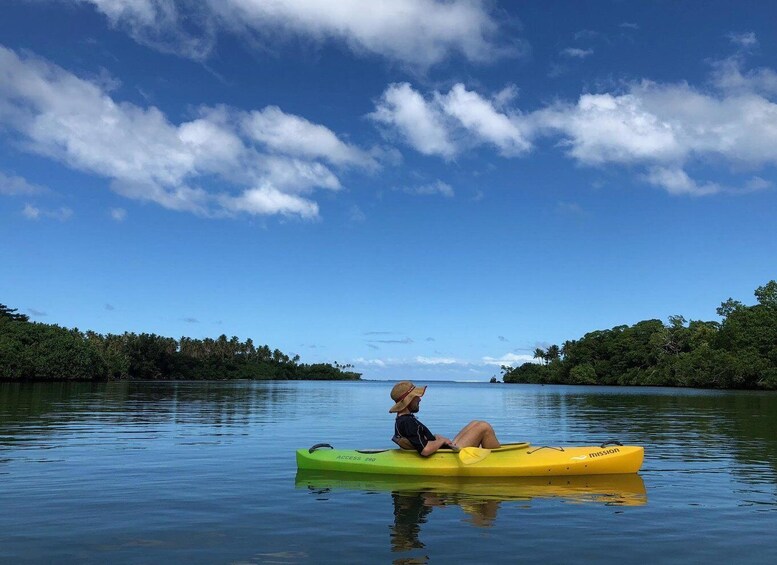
xmin=295 ymin=470 xmax=648 ymax=506
xmin=296 ymin=443 xmax=644 ymax=477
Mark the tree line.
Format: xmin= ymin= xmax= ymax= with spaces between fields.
xmin=501 ymin=281 xmax=777 ymax=390
xmin=0 ymin=305 xmax=360 ymax=382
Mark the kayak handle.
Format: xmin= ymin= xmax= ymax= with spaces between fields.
xmin=309 ymin=443 xmax=334 ymax=453
xmin=600 ymin=440 xmax=623 ymax=448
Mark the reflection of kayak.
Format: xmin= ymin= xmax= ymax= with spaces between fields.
xmin=296 ymin=442 xmax=644 ymax=477
xmin=295 ymin=470 xmax=647 ymax=507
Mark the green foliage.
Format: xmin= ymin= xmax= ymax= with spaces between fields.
xmin=502 ymin=280 xmax=777 ymax=390
xmin=0 ymin=318 xmax=108 ymax=380
xmin=1 ymin=303 xmax=30 ymax=322
xmin=0 ymin=305 xmax=360 ymax=382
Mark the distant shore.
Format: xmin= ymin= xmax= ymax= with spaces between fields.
xmin=0 ymin=303 xmax=360 ymax=382
xmin=501 ymin=281 xmax=777 ymax=391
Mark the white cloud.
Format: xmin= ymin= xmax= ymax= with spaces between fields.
xmin=492 ymin=84 xmax=520 ymax=108
xmin=110 ymin=207 xmax=127 ymax=221
xmin=72 ymin=0 xmax=513 ymax=68
xmin=371 ymin=59 xmax=777 ymax=197
xmin=415 ymin=356 xmax=462 ymax=365
xmin=218 ymin=185 xmax=319 ymax=219
xmin=74 ymin=0 xmax=215 ymax=60
xmin=22 ymin=204 xmax=39 ymax=219
xmin=710 ymin=56 xmax=777 ymax=95
xmin=403 ymin=180 xmax=454 ymax=198
xmin=531 ymin=79 xmax=777 ymax=194
xmin=0 ymin=171 xmax=45 ymax=195
xmin=728 ymin=31 xmax=758 ymax=48
xmin=745 ymin=176 xmax=773 ymax=192
xmin=644 ymin=167 xmax=722 ymax=196
xmin=242 ymin=106 xmax=377 ymax=168
xmin=482 ymin=353 xmax=537 ymax=367
xmin=352 ymin=357 xmax=387 ymax=367
xmin=561 ymin=47 xmax=594 ymax=59
xmin=22 ymin=203 xmax=73 ymax=221
xmin=370 ymin=83 xmax=457 ymax=158
xmin=354 ymin=353 xmax=526 ymax=369
xmin=0 ymin=46 xmax=374 ymax=219
xmin=370 ymin=82 xmax=530 ymax=158
xmin=532 ymin=91 xmax=682 ymax=165
xmin=439 ymin=84 xmax=531 ymax=156
xmin=644 ymin=167 xmax=771 ymax=196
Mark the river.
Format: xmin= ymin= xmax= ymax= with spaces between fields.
xmin=1 ymin=380 xmax=776 ymax=563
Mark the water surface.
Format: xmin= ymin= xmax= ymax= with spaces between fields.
xmin=1 ymin=380 xmax=776 ymax=563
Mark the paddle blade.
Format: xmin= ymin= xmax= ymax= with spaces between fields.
xmin=458 ymin=447 xmax=491 ymax=465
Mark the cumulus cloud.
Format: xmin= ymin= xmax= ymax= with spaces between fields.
xmin=370 ymin=83 xmax=457 ymax=158
xmin=110 ymin=208 xmax=127 ymax=221
xmin=370 ymin=82 xmax=531 ymax=158
xmin=373 ymin=56 xmax=777 ymax=197
xmin=439 ymin=84 xmax=531 ymax=156
xmin=0 ymin=46 xmax=375 ymax=219
xmin=242 ymin=106 xmax=378 ymax=168
xmin=70 ymin=0 xmax=513 ymax=68
xmin=710 ymin=56 xmax=777 ymax=95
xmin=218 ymin=185 xmax=319 ymax=219
xmin=531 ymin=80 xmax=777 ymax=194
xmin=0 ymin=171 xmax=45 ymax=196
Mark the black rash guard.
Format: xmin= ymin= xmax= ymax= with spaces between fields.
xmin=394 ymin=414 xmax=435 ymax=453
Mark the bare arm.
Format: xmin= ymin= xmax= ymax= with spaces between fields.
xmin=420 ymin=435 xmax=453 ymax=457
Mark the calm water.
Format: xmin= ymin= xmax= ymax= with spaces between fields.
xmin=1 ymin=380 xmax=776 ymax=564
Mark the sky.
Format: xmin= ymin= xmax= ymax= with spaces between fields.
xmin=1 ymin=0 xmax=776 ymax=381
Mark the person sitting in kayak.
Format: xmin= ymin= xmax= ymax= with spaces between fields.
xmin=389 ymin=380 xmax=501 ymax=456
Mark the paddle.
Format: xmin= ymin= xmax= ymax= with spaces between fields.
xmin=456 ymin=446 xmax=491 ymax=465
xmin=451 ymin=442 xmax=530 ymax=465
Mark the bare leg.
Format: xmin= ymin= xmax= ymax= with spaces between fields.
xmin=453 ymin=420 xmax=501 ymax=449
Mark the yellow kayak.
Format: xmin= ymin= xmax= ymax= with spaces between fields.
xmin=295 ymin=470 xmax=648 ymax=507
xmin=296 ymin=441 xmax=644 ymax=477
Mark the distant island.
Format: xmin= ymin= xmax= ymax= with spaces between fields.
xmin=501 ymin=281 xmax=777 ymax=390
xmin=0 ymin=306 xmax=360 ymax=382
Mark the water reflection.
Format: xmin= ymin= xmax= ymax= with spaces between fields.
xmin=296 ymin=471 xmax=647 ymax=560
xmin=0 ymin=380 xmax=312 ymax=453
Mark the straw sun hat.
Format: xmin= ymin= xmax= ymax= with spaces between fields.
xmin=389 ymin=381 xmax=427 ymax=413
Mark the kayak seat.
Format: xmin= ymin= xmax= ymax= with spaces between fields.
xmin=392 ymin=435 xmax=415 ymax=451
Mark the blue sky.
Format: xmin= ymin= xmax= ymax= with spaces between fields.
xmin=1 ymin=1 xmax=776 ymax=381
